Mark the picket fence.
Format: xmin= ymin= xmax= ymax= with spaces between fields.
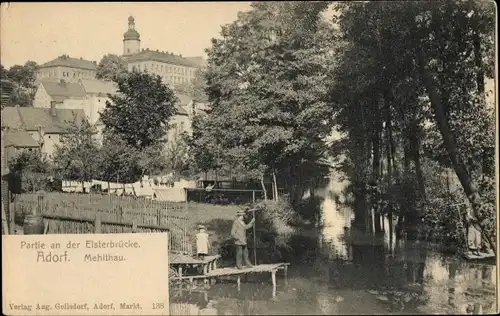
xmin=13 ymin=193 xmax=191 ymax=254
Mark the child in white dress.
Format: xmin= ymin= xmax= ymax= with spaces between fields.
xmin=196 ymin=225 xmax=210 ymax=260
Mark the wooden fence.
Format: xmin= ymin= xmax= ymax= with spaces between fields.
xmin=12 ymin=193 xmax=190 ymax=254
xmin=185 ymin=188 xmax=266 ymax=205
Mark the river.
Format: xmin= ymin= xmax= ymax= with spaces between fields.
xmin=170 ymin=175 xmax=498 ymax=315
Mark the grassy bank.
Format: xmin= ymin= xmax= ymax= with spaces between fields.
xmin=13 ymin=193 xmax=314 ymax=263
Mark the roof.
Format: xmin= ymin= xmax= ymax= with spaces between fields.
xmin=3 ymin=130 xmax=39 ymax=148
xmin=79 ymin=79 xmax=118 ymax=96
xmin=124 ymin=49 xmax=199 ymax=68
xmin=176 ymin=94 xmax=193 ymax=106
xmin=39 ymin=55 xmax=97 ymax=70
xmin=40 ymin=80 xmax=87 ymax=100
xmin=185 ymin=56 xmax=206 ymax=67
xmin=194 ymin=102 xmax=212 ymax=112
xmin=124 ymin=29 xmax=140 ymax=41
xmin=174 ymin=105 xmax=188 ymax=116
xmin=1 ymin=106 xmax=86 ymax=134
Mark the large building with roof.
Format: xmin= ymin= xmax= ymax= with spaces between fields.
xmin=33 ymin=79 xmax=118 ymax=125
xmin=36 ymin=54 xmax=98 ymax=83
xmin=121 ymin=16 xmax=205 ymax=87
xmin=1 ymin=105 xmax=86 ymax=158
xmin=31 ymin=77 xmax=210 ymax=146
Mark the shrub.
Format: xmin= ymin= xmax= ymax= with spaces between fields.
xmin=254 ymin=199 xmax=296 ymax=249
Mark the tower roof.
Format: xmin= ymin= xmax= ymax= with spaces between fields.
xmin=124 ymin=15 xmax=140 ymax=41
xmin=124 ymin=29 xmax=140 ymax=41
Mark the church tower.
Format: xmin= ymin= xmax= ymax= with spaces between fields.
xmin=123 ymin=16 xmax=140 ymax=55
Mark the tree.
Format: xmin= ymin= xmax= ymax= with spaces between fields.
xmin=0 ymin=64 xmax=8 ymax=80
xmin=164 ymin=126 xmax=190 ymax=176
xmin=96 ymin=132 xmax=140 ymax=184
xmin=96 ymin=54 xmax=128 ymax=81
xmin=52 ymin=118 xmax=100 ymax=192
xmin=174 ymin=68 xmax=208 ymax=101
xmin=100 ymin=71 xmax=177 ymax=149
xmin=8 ymin=149 xmax=52 ymax=193
xmin=3 ymin=61 xmax=38 ymax=106
xmin=136 ymin=142 xmax=168 ymax=183
xmin=192 ymin=1 xmax=335 ymax=205
xmin=331 ymin=1 xmax=496 ymax=250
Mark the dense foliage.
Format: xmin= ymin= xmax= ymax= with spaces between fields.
xmin=100 ymin=70 xmax=177 ymax=149
xmin=330 ymin=1 xmax=496 ymax=251
xmin=190 ymin=1 xmax=335 ymax=207
xmin=190 ymin=1 xmax=496 ymax=253
xmin=1 ymin=61 xmax=38 ymax=107
xmin=96 ymin=54 xmax=128 ymax=81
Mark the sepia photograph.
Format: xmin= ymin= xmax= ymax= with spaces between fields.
xmin=1 ymin=1 xmax=498 ymax=315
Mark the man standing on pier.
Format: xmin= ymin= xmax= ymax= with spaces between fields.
xmin=231 ymin=209 xmax=255 ymax=269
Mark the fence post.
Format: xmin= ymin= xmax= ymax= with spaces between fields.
xmin=94 ymin=214 xmax=101 ymax=233
xmin=8 ymin=191 xmax=15 ymax=235
xmin=252 ymin=190 xmax=255 ymax=204
xmin=132 ymin=220 xmax=137 ymax=233
xmin=156 ymin=209 xmax=161 ymax=226
xmin=36 ymin=195 xmax=43 ymax=216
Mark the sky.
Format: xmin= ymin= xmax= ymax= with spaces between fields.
xmin=0 ymin=2 xmax=252 ymax=68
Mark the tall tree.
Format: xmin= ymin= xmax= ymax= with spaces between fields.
xmin=96 ymin=132 xmax=141 ymax=184
xmin=96 ymin=54 xmax=128 ymax=81
xmin=100 ymin=70 xmax=177 ymax=149
xmin=4 ymin=61 xmax=38 ymax=106
xmin=331 ymin=1 xmax=496 ymax=249
xmin=192 ymin=1 xmax=335 ymax=205
xmin=52 ymin=118 xmax=100 ymax=191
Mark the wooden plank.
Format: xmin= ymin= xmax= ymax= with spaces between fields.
xmin=169 ymin=254 xmax=221 ymax=265
xmin=463 ymin=250 xmax=495 ymax=261
xmin=177 ymin=263 xmax=290 ymax=280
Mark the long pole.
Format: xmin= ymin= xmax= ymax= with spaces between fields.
xmin=252 ymin=208 xmax=257 ymax=265
xmin=1 ymin=199 xmax=9 ymax=235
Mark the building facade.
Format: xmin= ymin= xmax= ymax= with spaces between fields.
xmin=1 ymin=105 xmax=85 ymax=159
xmin=36 ymin=55 xmax=97 ymax=83
xmin=33 ymin=79 xmax=118 ymax=125
xmin=121 ymin=16 xmax=204 ymax=87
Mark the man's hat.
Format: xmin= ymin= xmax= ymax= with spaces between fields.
xmin=237 ymin=209 xmax=246 ymax=216
xmin=198 ymin=224 xmax=206 ymax=230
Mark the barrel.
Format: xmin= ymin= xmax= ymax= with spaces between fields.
xmin=23 ymin=215 xmax=45 ymax=235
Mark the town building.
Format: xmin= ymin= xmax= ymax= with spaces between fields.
xmin=33 ymin=80 xmax=87 ymax=109
xmin=121 ymin=16 xmax=205 ymax=87
xmin=32 ymin=78 xmax=210 ymax=147
xmin=1 ymin=105 xmax=86 ymax=159
xmin=33 ymin=79 xmax=117 ymax=125
xmin=169 ymin=94 xmax=211 ymax=140
xmin=36 ymin=54 xmax=97 ymax=83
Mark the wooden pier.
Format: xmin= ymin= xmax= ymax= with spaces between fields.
xmin=170 ymin=253 xmax=221 ymax=276
xmin=462 ymin=250 xmax=495 ymax=262
xmin=172 ymin=258 xmax=289 ymax=297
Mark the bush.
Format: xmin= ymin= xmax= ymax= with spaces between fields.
xmin=254 ymin=199 xmax=297 ymax=250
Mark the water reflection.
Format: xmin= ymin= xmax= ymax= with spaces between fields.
xmin=169 ymin=175 xmax=497 ymax=315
